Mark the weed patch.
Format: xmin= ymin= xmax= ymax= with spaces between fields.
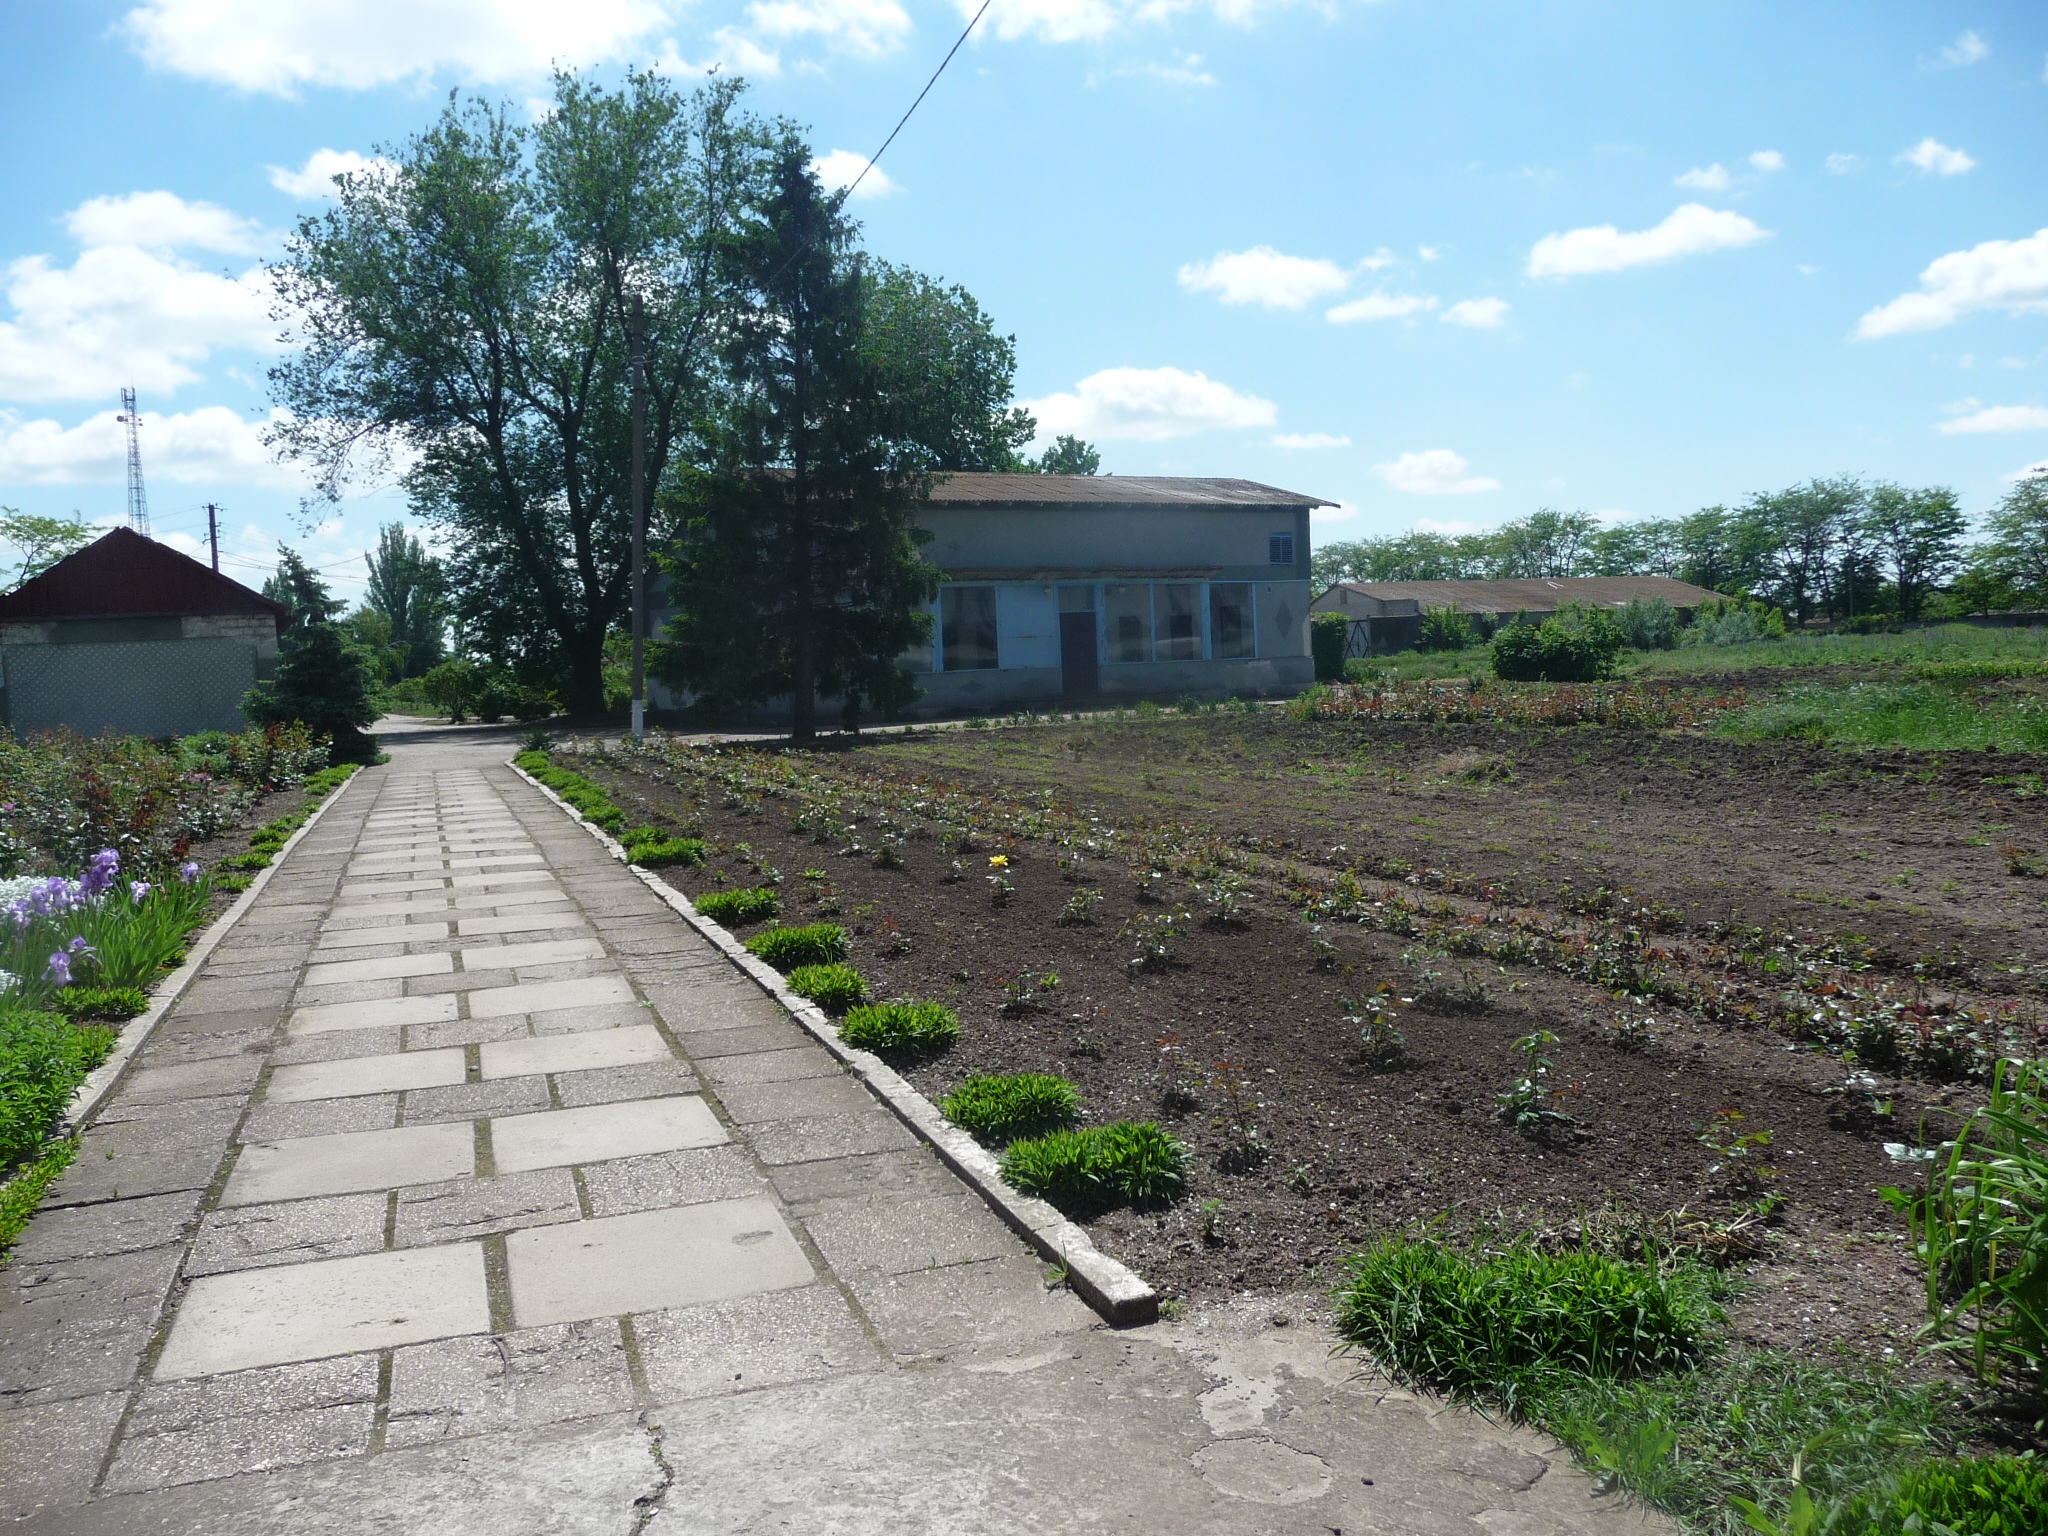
xmin=694 ymin=887 xmax=779 ymax=925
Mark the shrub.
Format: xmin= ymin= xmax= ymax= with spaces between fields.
xmin=695 ymin=887 xmax=779 ymax=925
xmin=418 ymin=658 xmax=480 ymax=722
xmin=623 ymin=834 xmax=707 ymax=868
xmin=839 ymin=999 xmax=959 ymax=1056
xmin=516 ymin=752 xmax=626 ymax=831
xmin=1682 ymin=596 xmax=1787 ymax=647
xmin=944 ymin=1072 xmax=1082 ymax=1143
xmin=784 ymin=962 xmax=867 ymax=1013
xmin=240 ymin=621 xmax=377 ymax=764
xmin=1311 ymin=611 xmax=1350 ymax=681
xmin=0 ymin=1012 xmax=115 ymax=1170
xmin=1491 ymin=604 xmax=1627 ymax=683
xmin=1418 ymin=604 xmax=1473 ymax=653
xmin=1618 ymin=596 xmax=1680 ymax=651
xmin=1334 ymin=1236 xmax=1716 ymax=1415
xmin=54 ymin=986 xmax=150 ymax=1022
xmin=999 ymin=1121 xmax=1190 ymax=1216
xmin=745 ymin=923 xmax=848 ymax=970
xmin=1852 ymin=1456 xmax=2048 ymax=1536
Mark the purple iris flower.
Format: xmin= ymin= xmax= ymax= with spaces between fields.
xmin=130 ymin=880 xmax=151 ymax=901
xmin=178 ymin=861 xmax=201 ymax=884
xmin=45 ymin=951 xmax=71 ymax=985
xmin=66 ymin=936 xmax=95 ymax=959
xmin=80 ymin=850 xmax=119 ymax=899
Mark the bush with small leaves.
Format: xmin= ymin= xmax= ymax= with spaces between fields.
xmin=53 ymin=986 xmax=151 ymax=1022
xmin=839 ymin=999 xmax=959 ymax=1057
xmin=1056 ymin=888 xmax=1102 ymax=926
xmin=943 ymin=1072 xmax=1081 ymax=1144
xmin=695 ymin=887 xmax=780 ymax=926
xmin=999 ymin=1121 xmax=1190 ymax=1217
xmin=784 ymin=963 xmax=867 ymax=1014
xmin=745 ymin=923 xmax=847 ymax=970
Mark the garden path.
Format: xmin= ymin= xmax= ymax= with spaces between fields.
xmin=0 ymin=720 xmax=1656 ymax=1535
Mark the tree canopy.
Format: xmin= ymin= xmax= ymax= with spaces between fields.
xmin=0 ymin=510 xmax=93 ymax=591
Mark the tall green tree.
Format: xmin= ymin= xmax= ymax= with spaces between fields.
xmin=864 ymin=263 xmax=1037 ymax=471
xmin=0 ymin=510 xmax=92 ymax=590
xmin=242 ymin=621 xmax=379 ymax=763
xmin=1976 ymin=472 xmax=2048 ymax=604
xmin=1747 ymin=476 xmax=1862 ymax=623
xmin=1032 ymin=435 xmax=1102 ymax=475
xmin=363 ymin=523 xmax=447 ymax=676
xmin=261 ymin=544 xmax=343 ymax=626
xmin=1491 ymin=509 xmax=1597 ymax=577
xmin=269 ymin=71 xmax=770 ymax=716
xmin=656 ymin=143 xmax=939 ymax=741
xmin=1860 ymin=483 xmax=1967 ymax=622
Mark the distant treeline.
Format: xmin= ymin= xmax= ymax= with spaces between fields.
xmin=1314 ymin=473 xmax=2048 ymax=625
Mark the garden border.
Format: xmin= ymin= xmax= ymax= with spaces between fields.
xmin=57 ymin=765 xmax=366 ymax=1134
xmin=508 ymin=756 xmax=1161 ymax=1327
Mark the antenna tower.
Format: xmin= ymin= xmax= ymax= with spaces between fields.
xmin=116 ymin=387 xmax=150 ymax=536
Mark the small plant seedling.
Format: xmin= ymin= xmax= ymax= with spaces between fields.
xmin=1120 ymin=910 xmax=1187 ymax=973
xmin=1346 ymin=988 xmax=1408 ymax=1068
xmin=1056 ymin=888 xmax=1103 ymax=927
xmin=871 ymin=840 xmax=906 ymax=870
xmin=1198 ymin=1198 xmax=1226 ymax=1244
xmin=1196 ymin=873 xmax=1248 ymax=926
xmin=1496 ymin=1030 xmax=1580 ymax=1133
xmin=784 ymin=963 xmax=867 ymax=1014
xmin=694 ymin=886 xmax=779 ymax=926
xmin=1286 ymin=1163 xmax=1315 ymax=1196
xmin=1210 ymin=1059 xmax=1266 ymax=1171
xmin=874 ymin=914 xmax=913 ymax=956
xmin=2003 ymin=844 xmax=2047 ymax=878
xmin=1609 ymin=1014 xmax=1658 ymax=1052
xmin=1415 ymin=970 xmax=1490 ymax=1014
xmin=999 ymin=971 xmax=1061 ymax=1013
xmin=1697 ymin=1108 xmax=1783 ymax=1216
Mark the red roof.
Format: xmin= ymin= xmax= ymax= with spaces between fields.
xmin=0 ymin=527 xmax=287 ymax=627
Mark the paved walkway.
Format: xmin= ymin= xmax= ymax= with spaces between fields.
xmin=1 ymin=723 xmax=1649 ymax=1535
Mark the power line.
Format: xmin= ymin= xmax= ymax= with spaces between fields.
xmin=843 ymin=0 xmax=994 ymax=201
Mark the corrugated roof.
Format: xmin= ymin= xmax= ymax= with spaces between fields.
xmin=1317 ymin=576 xmax=1726 ymax=614
xmin=0 ymin=527 xmax=288 ymax=625
xmin=927 ymin=474 xmax=1334 ymax=508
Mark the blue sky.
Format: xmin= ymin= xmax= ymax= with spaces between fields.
xmin=1 ymin=0 xmax=2044 ymax=602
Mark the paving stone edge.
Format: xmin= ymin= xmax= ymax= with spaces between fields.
xmin=507 ymin=756 xmax=1160 ymax=1327
xmin=58 ymin=763 xmax=367 ymax=1133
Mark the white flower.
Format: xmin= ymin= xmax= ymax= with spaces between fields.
xmin=1883 ymin=1143 xmax=1937 ymax=1164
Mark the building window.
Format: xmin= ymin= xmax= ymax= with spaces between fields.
xmin=1103 ymin=584 xmax=1151 ymax=664
xmin=1210 ymin=582 xmax=1254 ymax=659
xmin=1269 ymin=531 xmax=1296 ymax=566
xmin=1155 ymin=583 xmax=1200 ymax=660
xmin=940 ymin=586 xmax=998 ymax=670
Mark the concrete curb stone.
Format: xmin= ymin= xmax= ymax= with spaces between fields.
xmin=506 ymin=757 xmax=1160 ymax=1327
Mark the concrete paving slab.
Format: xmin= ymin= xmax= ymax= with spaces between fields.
xmin=455 ymin=912 xmax=592 ymax=938
xmin=576 ymin=1145 xmax=769 ymax=1218
xmin=404 ymin=1015 xmax=533 ymax=1052
xmin=104 ymin=1355 xmax=380 ymax=1493
xmin=5 ymin=1192 xmax=201 ymax=1265
xmin=801 ymin=1194 xmax=1023 ymax=1277
xmin=401 ymin=1076 xmax=551 ymax=1124
xmin=42 ymin=1139 xmax=224 ymax=1206
xmin=289 ymin=993 xmax=458 ymax=1035
xmin=846 ymin=1254 xmax=1097 ymax=1361
xmin=676 ymin=1023 xmax=800 ymax=1059
xmin=450 ymin=869 xmax=557 ymax=890
xmin=187 ymin=1194 xmax=389 ymax=1276
xmin=223 ymin=1121 xmax=475 ymax=1205
xmin=490 ymin=1096 xmax=726 ymax=1174
xmin=505 ymin=1197 xmax=813 ymax=1328
xmin=157 ymin=1243 xmax=492 ymax=1378
xmin=696 ymin=1045 xmax=842 ymax=1088
xmin=290 ymin=975 xmax=406 ymax=1005
xmin=478 ymin=1025 xmax=670 ymax=1080
xmin=551 ymin=1060 xmax=700 ymax=1108
xmin=395 ymin=1167 xmax=581 ymax=1245
xmin=153 ymin=1006 xmax=284 ymax=1039
xmin=114 ymin=1056 xmax=263 ymax=1106
xmin=466 ymin=975 xmax=635 ymax=1019
xmin=239 ymin=1095 xmax=399 ymax=1143
xmin=301 ymin=950 xmax=454 ymax=987
xmin=457 ymin=938 xmax=606 ymax=972
xmin=0 ymin=1389 xmax=127 ymax=1522
xmin=266 ymin=1047 xmax=467 ymax=1102
xmin=714 ymin=1074 xmax=877 ymax=1124
xmin=744 ymin=1112 xmax=920 ymax=1167
xmin=336 ymin=877 xmax=451 ymax=898
xmin=314 ymin=921 xmax=454 ymax=952
xmin=634 ymin=1284 xmax=874 ymax=1406
xmin=0 ymin=1245 xmax=183 ymax=1408
xmin=529 ymin=1000 xmax=651 ymax=1035
xmin=768 ymin=1149 xmax=967 ymax=1215
xmin=385 ymin=1320 xmax=636 ymax=1448
xmin=269 ymin=1026 xmax=405 ymax=1065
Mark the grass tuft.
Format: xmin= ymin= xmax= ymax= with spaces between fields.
xmin=784 ymin=962 xmax=867 ymax=1013
xmin=839 ymin=999 xmax=958 ymax=1057
xmin=943 ymin=1072 xmax=1080 ymax=1143
xmin=53 ymin=987 xmax=151 ymax=1023
xmin=623 ymin=834 xmax=707 ymax=868
xmin=695 ymin=886 xmax=780 ymax=925
xmin=999 ymin=1121 xmax=1190 ymax=1217
xmin=745 ymin=923 xmax=847 ymax=970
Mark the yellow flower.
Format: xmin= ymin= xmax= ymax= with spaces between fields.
xmin=988 ymin=854 xmax=1009 ymax=867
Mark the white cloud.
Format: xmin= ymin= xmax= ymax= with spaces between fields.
xmin=746 ymin=0 xmax=911 ymax=57
xmin=809 ymin=150 xmax=897 ymax=199
xmin=1271 ymin=432 xmax=1349 ymax=449
xmin=0 ymin=406 xmax=303 ymax=487
xmin=267 ymin=149 xmax=394 ymax=200
xmin=1899 ymin=138 xmax=1976 ymax=176
xmin=1826 ymin=153 xmax=1864 ymax=175
xmin=1749 ymin=149 xmax=1785 ymax=173
xmin=1373 ymin=449 xmax=1501 ymax=496
xmin=1114 ymin=50 xmax=1214 ymax=85
xmin=1440 ymin=297 xmax=1509 ymax=328
xmin=1178 ymin=247 xmax=1352 ymax=310
xmin=1417 ymin=245 xmax=1439 ymax=262
xmin=1022 ymin=365 xmax=1275 ymax=442
xmin=1675 ymin=163 xmax=1731 ymax=192
xmin=1326 ymin=292 xmax=1436 ymax=324
xmin=64 ymin=191 xmax=265 ymax=255
xmin=2013 ymin=459 xmax=2048 ymax=481
xmin=1857 ymin=228 xmax=2048 ymax=338
xmin=967 ymin=0 xmax=1298 ymax=44
xmin=655 ymin=27 xmax=785 ymax=77
xmin=121 ymin=0 xmax=676 ymax=94
xmin=1938 ymin=405 xmax=2048 ymax=434
xmin=1938 ymin=29 xmax=1988 ymax=66
xmin=1527 ymin=203 xmax=1769 ymax=279
xmin=1357 ymin=248 xmax=1398 ymax=271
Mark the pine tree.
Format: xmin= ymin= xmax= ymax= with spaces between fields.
xmin=261 ymin=545 xmax=343 ymax=626
xmin=242 ymin=622 xmax=379 ymax=763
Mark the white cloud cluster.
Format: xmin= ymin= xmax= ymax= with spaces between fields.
xmin=657 ymin=0 xmax=910 ymax=79
xmin=809 ymin=150 xmax=898 ymax=199
xmin=1327 ymin=292 xmax=1435 ymax=324
xmin=123 ymin=0 xmax=678 ymax=93
xmin=268 ymin=149 xmax=395 ymax=200
xmin=1271 ymin=432 xmax=1349 ymax=450
xmin=1937 ymin=29 xmax=1988 ymax=67
xmin=1826 ymin=153 xmax=1864 ymax=175
xmin=1938 ymin=405 xmax=2048 ymax=435
xmin=1373 ymin=449 xmax=1500 ymax=496
xmin=65 ymin=192 xmax=266 ymax=254
xmin=1023 ymin=366 xmax=1275 ymax=442
xmin=1675 ymin=164 xmax=1731 ymax=192
xmin=1750 ymin=149 xmax=1785 ymax=173
xmin=1527 ymin=203 xmax=1768 ymax=279
xmin=963 ymin=0 xmax=1299 ymax=45
xmin=1177 ymin=247 xmax=1352 ymax=309
xmin=1858 ymin=228 xmax=2048 ymax=338
xmin=1440 ymin=297 xmax=1509 ymax=328
xmin=1899 ymin=138 xmax=1976 ymax=176
xmin=0 ymin=406 xmax=301 ymax=487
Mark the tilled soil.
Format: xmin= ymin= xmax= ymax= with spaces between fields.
xmin=575 ymin=712 xmax=2048 ymax=1372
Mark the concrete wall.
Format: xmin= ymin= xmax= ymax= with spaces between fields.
xmin=0 ymin=614 xmax=279 ymax=738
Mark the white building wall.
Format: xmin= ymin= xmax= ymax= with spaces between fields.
xmin=995 ymin=585 xmax=1059 ymax=670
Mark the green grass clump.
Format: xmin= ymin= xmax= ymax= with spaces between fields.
xmin=54 ymin=987 xmax=151 ymax=1022
xmin=784 ymin=962 xmax=867 ymax=1013
xmin=839 ymin=999 xmax=958 ymax=1057
xmin=0 ymin=1012 xmax=115 ymax=1169
xmin=695 ymin=887 xmax=779 ymax=925
xmin=1852 ymin=1456 xmax=2048 ymax=1536
xmin=1336 ymin=1236 xmax=1716 ymax=1416
xmin=943 ymin=1072 xmax=1081 ymax=1143
xmin=0 ymin=1135 xmax=78 ymax=1258
xmin=1721 ymin=682 xmax=2048 ymax=753
xmin=745 ymin=923 xmax=847 ymax=970
xmin=622 ymin=833 xmax=707 ymax=868
xmin=516 ymin=751 xmax=627 ymax=830
xmin=999 ymin=1121 xmax=1189 ymax=1216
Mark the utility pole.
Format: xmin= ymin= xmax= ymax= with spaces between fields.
xmin=629 ymin=294 xmax=648 ymax=742
xmin=206 ymin=504 xmax=220 ymax=572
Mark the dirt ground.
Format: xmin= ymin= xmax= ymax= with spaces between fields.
xmin=572 ymin=706 xmax=2048 ymax=1375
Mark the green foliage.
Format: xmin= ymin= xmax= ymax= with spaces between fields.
xmin=260 ymin=544 xmax=344 ymax=626
xmin=694 ymin=886 xmax=779 ymax=924
xmin=998 ymin=1121 xmax=1190 ymax=1216
xmin=863 ymin=262 xmax=1039 ymax=473
xmin=1334 ymin=1236 xmax=1715 ymax=1415
xmin=744 ymin=922 xmax=847 ymax=970
xmin=839 ymin=998 xmax=958 ymax=1056
xmin=1723 ymin=682 xmax=2048 ymax=753
xmin=417 ymin=659 xmax=481 ymax=722
xmin=53 ymin=986 xmax=150 ymax=1022
xmin=621 ymin=830 xmax=706 ymax=867
xmin=1417 ymin=604 xmax=1473 ymax=653
xmin=784 ymin=962 xmax=867 ymax=1013
xmin=1684 ymin=597 xmax=1788 ymax=647
xmin=0 ymin=1134 xmax=77 ymax=1258
xmin=0 ymin=508 xmax=92 ymax=590
xmin=944 ymin=1072 xmax=1081 ymax=1143
xmin=0 ymin=1012 xmax=114 ymax=1170
xmin=1491 ymin=604 xmax=1627 ymax=682
xmin=1310 ymin=610 xmax=1350 ymax=681
xmin=1031 ymin=434 xmax=1102 ymax=475
xmin=363 ymin=522 xmax=448 ymax=677
xmin=1974 ymin=472 xmax=2048 ymax=608
xmin=242 ymin=621 xmax=377 ymax=764
xmin=516 ymin=752 xmax=627 ymax=830
xmin=1851 ymin=1456 xmax=2048 ymax=1536
xmin=1619 ymin=596 xmax=1681 ymax=650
